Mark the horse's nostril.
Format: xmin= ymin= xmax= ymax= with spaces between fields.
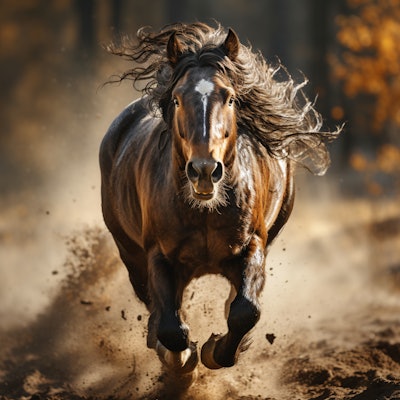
xmin=187 ymin=159 xmax=224 ymax=184
xmin=211 ymin=162 xmax=223 ymax=183
xmin=187 ymin=161 xmax=200 ymax=182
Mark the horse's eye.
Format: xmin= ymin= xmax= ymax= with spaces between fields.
xmin=228 ymin=96 xmax=235 ymax=107
xmin=173 ymin=97 xmax=180 ymax=107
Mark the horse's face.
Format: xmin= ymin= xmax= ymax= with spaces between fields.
xmin=171 ymin=67 xmax=237 ymax=209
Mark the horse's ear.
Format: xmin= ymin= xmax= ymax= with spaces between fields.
xmin=223 ymin=28 xmax=240 ymax=61
xmin=167 ymin=32 xmax=183 ymax=66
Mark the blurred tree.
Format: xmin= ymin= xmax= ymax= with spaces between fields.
xmin=333 ymin=0 xmax=400 ymax=134
xmin=111 ymin=0 xmax=123 ymax=32
xmin=75 ymin=0 xmax=95 ymax=52
xmin=331 ymin=0 xmax=400 ymax=195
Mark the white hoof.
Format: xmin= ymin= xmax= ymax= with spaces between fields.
xmin=156 ymin=340 xmax=198 ymax=374
xmin=201 ymin=333 xmax=224 ymax=369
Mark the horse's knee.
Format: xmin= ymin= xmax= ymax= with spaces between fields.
xmin=157 ymin=315 xmax=190 ymax=352
xmin=228 ymin=296 xmax=260 ymax=334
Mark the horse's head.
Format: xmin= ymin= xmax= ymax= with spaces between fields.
xmin=167 ymin=29 xmax=240 ymax=210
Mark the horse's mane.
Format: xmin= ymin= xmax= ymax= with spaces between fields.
xmin=107 ymin=22 xmax=341 ymax=175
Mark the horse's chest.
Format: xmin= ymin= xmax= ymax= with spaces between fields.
xmin=160 ymin=218 xmax=246 ymax=272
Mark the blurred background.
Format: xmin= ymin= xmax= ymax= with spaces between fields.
xmin=1 ymin=0 xmax=400 ymax=207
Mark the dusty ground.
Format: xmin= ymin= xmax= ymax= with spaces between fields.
xmin=1 ymin=176 xmax=400 ymax=399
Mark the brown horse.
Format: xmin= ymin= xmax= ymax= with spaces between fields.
xmin=100 ymin=23 xmax=340 ymax=379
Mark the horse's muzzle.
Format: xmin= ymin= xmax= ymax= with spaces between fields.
xmin=186 ymin=158 xmax=224 ymax=198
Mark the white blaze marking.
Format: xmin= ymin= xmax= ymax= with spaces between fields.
xmin=195 ymin=79 xmax=214 ymax=137
xmin=195 ymin=79 xmax=214 ymax=97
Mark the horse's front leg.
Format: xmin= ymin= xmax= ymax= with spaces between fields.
xmin=201 ymin=238 xmax=265 ymax=369
xmin=147 ymin=249 xmax=199 ymax=376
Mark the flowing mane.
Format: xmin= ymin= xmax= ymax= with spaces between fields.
xmin=107 ymin=22 xmax=341 ymax=175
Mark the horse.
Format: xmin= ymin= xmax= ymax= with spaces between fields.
xmin=100 ymin=22 xmax=340 ymax=380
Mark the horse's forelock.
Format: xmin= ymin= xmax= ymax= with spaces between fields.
xmin=160 ymin=46 xmax=236 ymax=123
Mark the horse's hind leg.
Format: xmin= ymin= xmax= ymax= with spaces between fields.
xmin=201 ymin=237 xmax=265 ymax=369
xmin=147 ymin=248 xmax=198 ymax=380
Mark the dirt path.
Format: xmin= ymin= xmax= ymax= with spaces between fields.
xmin=1 ymin=184 xmax=399 ymax=399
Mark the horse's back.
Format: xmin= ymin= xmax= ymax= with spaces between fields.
xmin=100 ymin=98 xmax=148 ymax=174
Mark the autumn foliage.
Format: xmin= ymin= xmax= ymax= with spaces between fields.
xmin=333 ymin=0 xmax=400 ymax=195
xmin=334 ymin=0 xmax=400 ymax=131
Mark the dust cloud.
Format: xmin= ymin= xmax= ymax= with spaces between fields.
xmin=1 ymin=56 xmax=400 ymax=399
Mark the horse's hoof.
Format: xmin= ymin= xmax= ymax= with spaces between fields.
xmin=156 ymin=340 xmax=199 ymax=374
xmin=201 ymin=333 xmax=224 ymax=369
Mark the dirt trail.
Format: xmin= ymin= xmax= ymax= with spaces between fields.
xmin=1 ymin=182 xmax=400 ymax=399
